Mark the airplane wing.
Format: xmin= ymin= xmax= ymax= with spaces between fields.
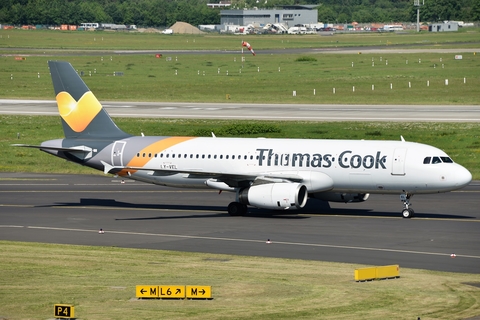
xmin=102 ymin=161 xmax=260 ymax=180
xmin=101 ymin=161 xmax=330 ymax=191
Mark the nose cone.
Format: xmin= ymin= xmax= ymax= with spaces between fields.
xmin=454 ymin=164 xmax=472 ymax=189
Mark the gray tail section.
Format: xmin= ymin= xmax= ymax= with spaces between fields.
xmin=48 ymin=60 xmax=131 ymax=140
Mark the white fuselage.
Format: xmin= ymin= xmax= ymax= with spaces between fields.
xmin=117 ymin=136 xmax=471 ymax=195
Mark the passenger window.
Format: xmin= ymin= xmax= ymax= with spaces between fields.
xmin=423 ymin=157 xmax=431 ymax=164
xmin=432 ymin=156 xmax=442 ymax=164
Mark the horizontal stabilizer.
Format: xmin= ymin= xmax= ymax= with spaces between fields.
xmin=13 ymin=144 xmax=90 ymax=152
xmin=13 ymin=144 xmax=94 ymax=160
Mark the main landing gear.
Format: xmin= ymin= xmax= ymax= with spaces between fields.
xmin=400 ymin=193 xmax=414 ymax=218
xmin=227 ymin=202 xmax=248 ymax=216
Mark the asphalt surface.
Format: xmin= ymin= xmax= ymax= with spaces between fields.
xmin=1 ymin=172 xmax=479 ymax=273
xmin=1 ymin=45 xmax=479 ymax=274
xmin=1 ymin=99 xmax=480 ymax=122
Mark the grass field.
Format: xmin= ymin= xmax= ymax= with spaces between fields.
xmin=1 ymin=52 xmax=479 ymax=105
xmin=1 ymin=29 xmax=479 ymax=104
xmin=1 ymin=241 xmax=479 ymax=320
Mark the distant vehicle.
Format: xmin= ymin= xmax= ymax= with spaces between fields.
xmin=162 ymin=29 xmax=173 ymax=34
xmin=383 ymin=25 xmax=404 ymax=31
xmin=318 ymin=27 xmax=336 ymax=32
xmin=80 ymin=23 xmax=99 ymax=30
xmin=99 ymin=23 xmax=127 ymax=30
xmin=287 ymin=26 xmax=306 ymax=34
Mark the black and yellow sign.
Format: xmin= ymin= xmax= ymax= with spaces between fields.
xmin=186 ymin=286 xmax=212 ymax=299
xmin=136 ymin=285 xmax=159 ymax=298
xmin=136 ymin=285 xmax=212 ymax=299
xmin=159 ymin=285 xmax=185 ymax=298
xmin=54 ymin=304 xmax=75 ymax=318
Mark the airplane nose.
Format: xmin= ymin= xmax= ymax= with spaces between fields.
xmin=454 ymin=165 xmax=472 ymax=188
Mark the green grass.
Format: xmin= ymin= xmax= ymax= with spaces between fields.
xmin=1 ymin=29 xmax=479 ymax=105
xmin=0 ymin=52 xmax=479 ymax=104
xmin=3 ymin=116 xmax=479 ymax=179
xmin=0 ymin=241 xmax=479 ymax=320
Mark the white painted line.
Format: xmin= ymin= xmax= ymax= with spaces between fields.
xmin=24 ymin=226 xmax=480 ymax=259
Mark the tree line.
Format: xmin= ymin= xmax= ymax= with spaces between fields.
xmin=0 ymin=0 xmax=478 ymax=27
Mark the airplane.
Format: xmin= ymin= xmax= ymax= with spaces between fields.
xmin=15 ymin=60 xmax=472 ymax=218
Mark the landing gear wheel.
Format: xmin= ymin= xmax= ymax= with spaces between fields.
xmin=402 ymin=208 xmax=415 ymax=219
xmin=400 ymin=193 xmax=414 ymax=218
xmin=228 ymin=202 xmax=247 ymax=216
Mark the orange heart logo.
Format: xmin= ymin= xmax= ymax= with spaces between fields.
xmin=56 ymin=91 xmax=102 ymax=132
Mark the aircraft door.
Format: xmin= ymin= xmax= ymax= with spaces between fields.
xmin=112 ymin=141 xmax=127 ymax=167
xmin=391 ymin=148 xmax=407 ymax=175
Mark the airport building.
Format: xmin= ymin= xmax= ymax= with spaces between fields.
xmin=220 ymin=5 xmax=318 ymax=27
xmin=428 ymin=21 xmax=459 ymax=32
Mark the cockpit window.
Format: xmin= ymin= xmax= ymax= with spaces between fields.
xmin=441 ymin=157 xmax=453 ymax=163
xmin=432 ymin=156 xmax=442 ymax=164
xmin=424 ymin=156 xmax=454 ymax=164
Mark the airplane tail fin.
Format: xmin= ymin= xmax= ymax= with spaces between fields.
xmin=48 ymin=60 xmax=130 ymax=140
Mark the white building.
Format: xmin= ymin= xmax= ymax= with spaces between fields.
xmin=220 ymin=5 xmax=318 ymax=28
xmin=429 ymin=21 xmax=459 ymax=32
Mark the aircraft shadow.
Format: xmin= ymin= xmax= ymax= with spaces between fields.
xmin=300 ymin=199 xmax=475 ymax=219
xmin=40 ymin=198 xmax=310 ymax=220
xmin=39 ymin=198 xmax=475 ymax=220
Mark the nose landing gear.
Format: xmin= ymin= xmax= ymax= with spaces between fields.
xmin=400 ymin=193 xmax=414 ymax=218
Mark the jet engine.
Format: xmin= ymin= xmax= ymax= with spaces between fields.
xmin=238 ymin=183 xmax=308 ymax=210
xmin=311 ymin=192 xmax=370 ymax=203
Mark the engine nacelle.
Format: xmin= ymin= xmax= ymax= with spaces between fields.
xmin=312 ymin=192 xmax=370 ymax=203
xmin=239 ymin=183 xmax=308 ymax=210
